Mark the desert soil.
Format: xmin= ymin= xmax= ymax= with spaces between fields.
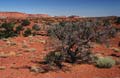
xmin=0 ymin=35 xmax=120 ymax=78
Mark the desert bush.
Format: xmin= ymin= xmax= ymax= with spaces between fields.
xmin=47 ymin=22 xmax=95 ymax=63
xmin=115 ymin=17 xmax=120 ymax=24
xmin=59 ymin=21 xmax=67 ymax=26
xmin=15 ymin=25 xmax=24 ymax=34
xmin=95 ymin=26 xmax=117 ymax=43
xmin=103 ymin=20 xmax=110 ymax=26
xmin=32 ymin=24 xmax=40 ymax=31
xmin=21 ymin=19 xmax=30 ymax=26
xmin=47 ymin=20 xmax=118 ymax=65
xmin=0 ymin=31 xmax=16 ymax=38
xmin=95 ymin=57 xmax=115 ymax=68
xmin=1 ymin=22 xmax=15 ymax=31
xmin=23 ymin=28 xmax=32 ymax=37
xmin=44 ymin=50 xmax=65 ymax=68
xmin=0 ymin=22 xmax=17 ymax=38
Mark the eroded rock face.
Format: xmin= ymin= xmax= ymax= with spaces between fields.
xmin=0 ymin=12 xmax=50 ymax=19
xmin=28 ymin=14 xmax=50 ymax=18
xmin=0 ymin=12 xmax=28 ymax=19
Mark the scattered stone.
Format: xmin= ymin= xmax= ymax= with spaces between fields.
xmin=6 ymin=40 xmax=11 ymax=45
xmin=30 ymin=66 xmax=46 ymax=73
xmin=28 ymin=36 xmax=34 ymax=42
xmin=10 ymin=42 xmax=17 ymax=46
xmin=111 ymin=47 xmax=120 ymax=52
xmin=0 ymin=51 xmax=17 ymax=58
xmin=94 ymin=53 xmax=104 ymax=58
xmin=38 ymin=39 xmax=46 ymax=44
xmin=9 ymin=51 xmax=17 ymax=56
xmin=2 ymin=38 xmax=8 ymax=41
xmin=6 ymin=40 xmax=17 ymax=46
xmin=24 ymin=48 xmax=36 ymax=52
xmin=0 ymin=66 xmax=6 ymax=70
xmin=22 ymin=40 xmax=28 ymax=48
xmin=16 ymin=52 xmax=23 ymax=56
xmin=0 ymin=52 xmax=9 ymax=58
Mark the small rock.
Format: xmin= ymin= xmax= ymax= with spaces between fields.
xmin=2 ymin=38 xmax=8 ymax=41
xmin=38 ymin=39 xmax=46 ymax=44
xmin=22 ymin=40 xmax=28 ymax=48
xmin=10 ymin=42 xmax=17 ymax=46
xmin=94 ymin=53 xmax=104 ymax=58
xmin=111 ymin=47 xmax=120 ymax=52
xmin=0 ymin=66 xmax=6 ymax=70
xmin=30 ymin=66 xmax=39 ymax=72
xmin=0 ymin=52 xmax=9 ymax=58
xmin=116 ymin=58 xmax=120 ymax=65
xmin=30 ymin=66 xmax=46 ymax=73
xmin=24 ymin=48 xmax=36 ymax=52
xmin=9 ymin=51 xmax=17 ymax=56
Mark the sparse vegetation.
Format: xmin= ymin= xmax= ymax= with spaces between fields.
xmin=44 ymin=50 xmax=65 ymax=68
xmin=0 ymin=16 xmax=119 ymax=75
xmin=15 ymin=25 xmax=24 ymax=34
xmin=23 ymin=28 xmax=32 ymax=37
xmin=32 ymin=24 xmax=40 ymax=31
xmin=115 ymin=17 xmax=120 ymax=24
xmin=95 ymin=57 xmax=115 ymax=68
xmin=0 ymin=22 xmax=17 ymax=38
xmin=47 ymin=21 xmax=117 ymax=64
xmin=21 ymin=19 xmax=30 ymax=26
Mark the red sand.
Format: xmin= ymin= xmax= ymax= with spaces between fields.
xmin=0 ymin=35 xmax=120 ymax=78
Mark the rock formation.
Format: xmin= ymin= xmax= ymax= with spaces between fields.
xmin=0 ymin=12 xmax=50 ymax=19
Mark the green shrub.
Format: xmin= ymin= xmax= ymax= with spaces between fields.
xmin=22 ymin=19 xmax=30 ymax=26
xmin=1 ymin=22 xmax=15 ymax=31
xmin=44 ymin=51 xmax=64 ymax=68
xmin=15 ymin=25 xmax=24 ymax=34
xmin=0 ymin=22 xmax=17 ymax=38
xmin=115 ymin=17 xmax=120 ymax=24
xmin=23 ymin=28 xmax=32 ymax=37
xmin=32 ymin=24 xmax=40 ymax=31
xmin=95 ymin=57 xmax=115 ymax=68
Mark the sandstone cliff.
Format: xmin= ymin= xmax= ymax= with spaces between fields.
xmin=0 ymin=12 xmax=50 ymax=19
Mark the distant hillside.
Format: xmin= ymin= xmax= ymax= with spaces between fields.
xmin=28 ymin=14 xmax=50 ymax=18
xmin=0 ymin=12 xmax=50 ymax=19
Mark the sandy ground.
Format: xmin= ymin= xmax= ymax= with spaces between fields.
xmin=0 ymin=35 xmax=120 ymax=78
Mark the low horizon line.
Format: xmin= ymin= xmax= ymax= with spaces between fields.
xmin=0 ymin=11 xmax=119 ymax=17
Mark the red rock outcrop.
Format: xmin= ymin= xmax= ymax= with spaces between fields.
xmin=28 ymin=14 xmax=50 ymax=18
xmin=0 ymin=12 xmax=50 ymax=19
xmin=0 ymin=12 xmax=28 ymax=19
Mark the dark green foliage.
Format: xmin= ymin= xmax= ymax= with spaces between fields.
xmin=103 ymin=20 xmax=110 ymax=26
xmin=15 ymin=25 xmax=24 ymax=34
xmin=22 ymin=19 xmax=30 ymax=26
xmin=115 ymin=17 xmax=120 ymax=24
xmin=0 ymin=22 xmax=17 ymax=38
xmin=23 ymin=28 xmax=32 ymax=37
xmin=32 ymin=24 xmax=40 ymax=31
xmin=1 ymin=22 xmax=15 ymax=31
xmin=59 ymin=21 xmax=67 ymax=27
